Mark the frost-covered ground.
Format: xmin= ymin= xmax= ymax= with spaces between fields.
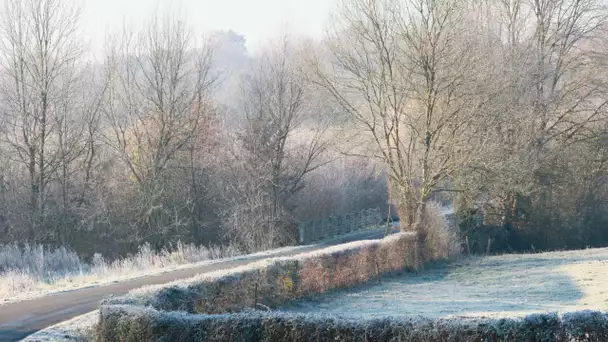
xmin=284 ymin=247 xmax=608 ymax=319
xmin=0 ymin=243 xmax=316 ymax=306
xmin=21 ymin=311 xmax=98 ymax=342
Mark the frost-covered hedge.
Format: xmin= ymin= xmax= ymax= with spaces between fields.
xmin=99 ymin=305 xmax=608 ymax=342
xmin=103 ymin=233 xmax=418 ymax=314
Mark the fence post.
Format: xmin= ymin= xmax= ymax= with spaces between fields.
xmin=299 ymin=224 xmax=305 ymax=245
xmin=345 ymin=213 xmax=352 ymax=234
xmin=486 ymin=237 xmax=492 ymax=255
xmin=321 ymin=218 xmax=326 ymax=240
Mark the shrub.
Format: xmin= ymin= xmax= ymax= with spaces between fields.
xmin=424 ymin=202 xmax=461 ymax=260
xmin=0 ymin=243 xmax=82 ymax=277
xmin=98 ymin=306 xmax=608 ymax=342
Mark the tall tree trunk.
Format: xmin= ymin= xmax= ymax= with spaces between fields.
xmin=28 ymin=148 xmax=38 ymax=240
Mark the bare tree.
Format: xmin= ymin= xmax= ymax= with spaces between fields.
xmin=101 ymin=15 xmax=217 ymax=246
xmin=220 ymin=39 xmax=328 ymax=251
xmin=0 ymin=0 xmax=86 ymax=240
xmin=465 ymin=0 xmax=608 ymax=233
xmin=305 ymin=0 xmax=498 ymax=259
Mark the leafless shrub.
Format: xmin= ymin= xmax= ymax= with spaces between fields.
xmin=216 ymin=37 xmax=328 ymax=252
xmin=424 ymin=202 xmax=461 ymax=260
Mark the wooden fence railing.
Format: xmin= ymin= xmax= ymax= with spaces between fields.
xmin=298 ymin=208 xmax=384 ymax=244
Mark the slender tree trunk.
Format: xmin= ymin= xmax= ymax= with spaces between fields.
xmin=39 ymin=90 xmax=48 ymax=220
xmin=28 ymin=149 xmax=38 ymax=240
xmin=413 ymin=198 xmax=428 ymax=269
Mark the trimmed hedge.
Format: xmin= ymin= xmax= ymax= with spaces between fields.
xmin=97 ymin=232 xmax=608 ymax=341
xmin=103 ymin=233 xmax=419 ymax=314
xmin=99 ymin=305 xmax=608 ymax=342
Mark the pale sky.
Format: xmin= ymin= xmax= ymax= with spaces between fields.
xmin=82 ymin=0 xmax=334 ymax=56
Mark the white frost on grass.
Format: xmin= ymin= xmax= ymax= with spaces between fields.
xmin=0 ymin=243 xmax=244 ymax=305
xmin=283 ymin=247 xmax=608 ymax=319
xmin=0 ymin=242 xmax=323 ymax=306
xmin=21 ymin=310 xmax=98 ymax=342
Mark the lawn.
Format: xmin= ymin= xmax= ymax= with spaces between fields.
xmin=284 ymin=247 xmax=608 ymax=319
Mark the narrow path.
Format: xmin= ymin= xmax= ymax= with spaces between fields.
xmin=0 ymin=229 xmax=392 ymax=341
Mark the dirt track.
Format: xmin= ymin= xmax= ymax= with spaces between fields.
xmin=0 ymin=229 xmax=392 ymax=341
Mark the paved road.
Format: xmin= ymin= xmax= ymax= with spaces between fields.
xmin=0 ymin=228 xmax=394 ymax=341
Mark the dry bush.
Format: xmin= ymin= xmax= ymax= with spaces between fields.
xmin=0 ymin=244 xmax=85 ymax=299
xmin=0 ymin=244 xmax=82 ymax=277
xmin=424 ymin=202 xmax=461 ymax=261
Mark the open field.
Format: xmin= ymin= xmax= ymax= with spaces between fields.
xmin=284 ymin=247 xmax=608 ymax=319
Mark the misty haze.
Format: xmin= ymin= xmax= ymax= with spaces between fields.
xmin=1 ymin=0 xmax=608 ymax=341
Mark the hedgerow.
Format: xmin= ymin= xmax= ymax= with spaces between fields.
xmin=103 ymin=233 xmax=419 ymax=314
xmin=98 ymin=306 xmax=608 ymax=342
